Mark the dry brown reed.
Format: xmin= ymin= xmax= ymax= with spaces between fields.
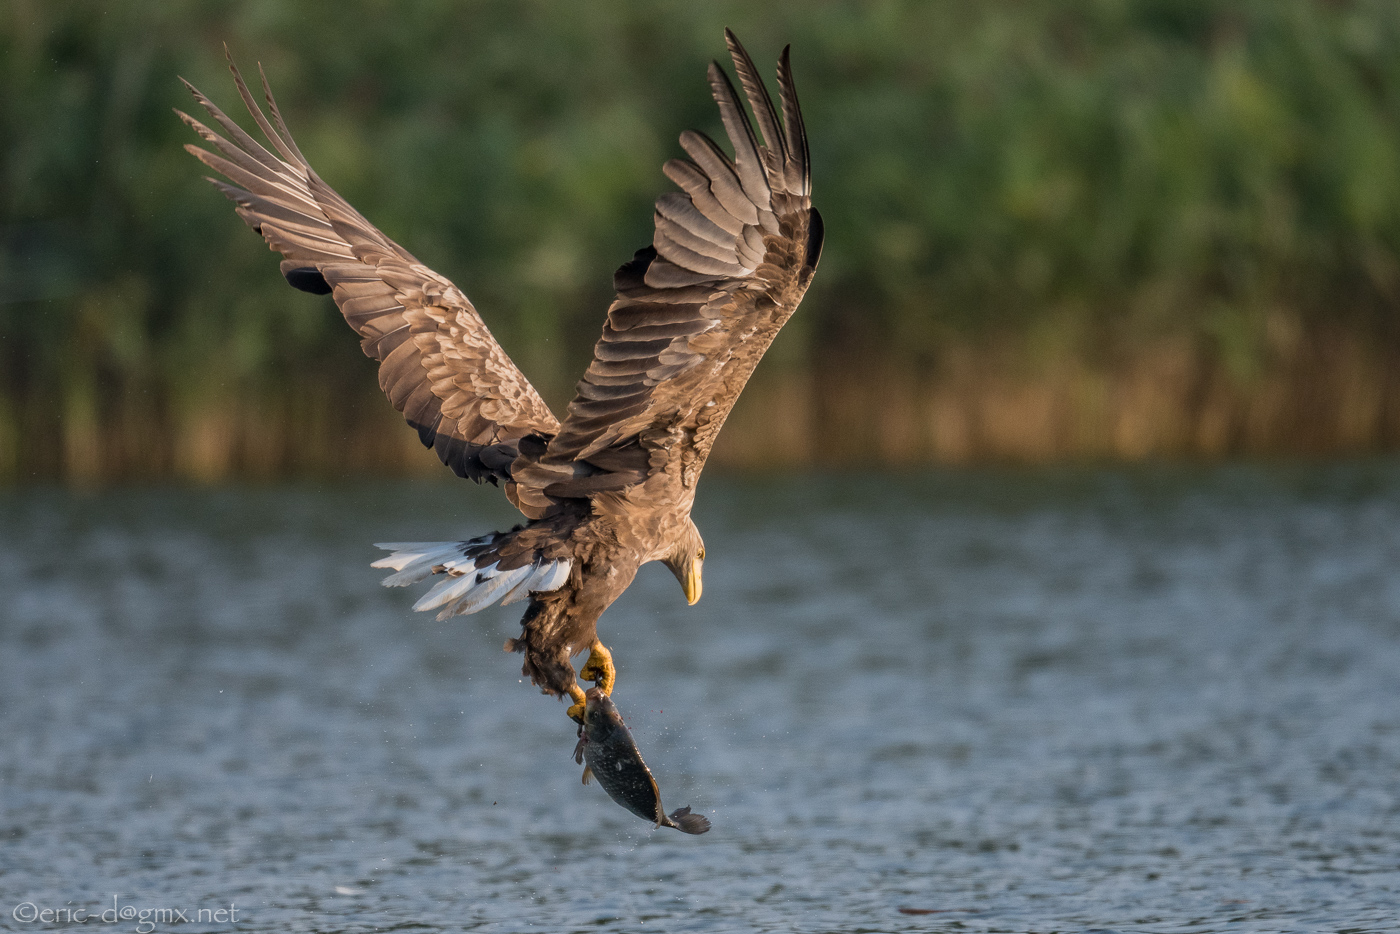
xmin=8 ymin=323 xmax=1400 ymax=485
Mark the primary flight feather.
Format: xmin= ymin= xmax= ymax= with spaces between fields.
xmin=179 ymin=29 xmax=822 ymax=722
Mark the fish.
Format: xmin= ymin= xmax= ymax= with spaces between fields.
xmin=573 ymin=687 xmax=710 ymax=834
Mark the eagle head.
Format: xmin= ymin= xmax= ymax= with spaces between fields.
xmin=662 ymin=518 xmax=705 ymax=606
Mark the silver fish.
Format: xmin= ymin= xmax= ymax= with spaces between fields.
xmin=573 ymin=688 xmax=710 ymax=834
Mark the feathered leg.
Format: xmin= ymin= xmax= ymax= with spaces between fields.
xmin=505 ymin=599 xmax=581 ymax=698
xmin=506 ymin=585 xmax=618 ymax=723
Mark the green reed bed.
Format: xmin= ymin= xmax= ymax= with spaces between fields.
xmin=6 ymin=1 xmax=1400 ymax=479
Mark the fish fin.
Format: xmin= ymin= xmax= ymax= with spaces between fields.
xmin=668 ymin=806 xmax=711 ymax=835
xmin=581 ymin=766 xmax=594 ymax=786
xmin=573 ymin=735 xmax=587 ymax=765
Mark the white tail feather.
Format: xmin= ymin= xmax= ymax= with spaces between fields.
xmin=412 ymin=567 xmax=487 ymax=612
xmin=500 ymin=562 xmax=555 ymax=605
xmin=533 ymin=560 xmax=572 ymax=593
xmin=372 ymin=542 xmax=466 ymax=586
xmin=436 ymin=567 xmax=532 ymax=619
xmin=373 ymin=542 xmax=572 ymax=618
xmin=499 ymin=560 xmax=571 ymax=606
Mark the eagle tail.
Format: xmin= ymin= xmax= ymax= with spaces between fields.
xmin=371 ymin=538 xmax=572 ymax=621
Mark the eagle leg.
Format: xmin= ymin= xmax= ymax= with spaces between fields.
xmin=580 ymin=639 xmax=616 ymax=694
xmin=566 ymin=684 xmax=587 ymax=724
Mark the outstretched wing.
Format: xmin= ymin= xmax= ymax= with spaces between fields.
xmin=178 ymin=52 xmax=559 ymax=487
xmin=511 ymin=30 xmax=822 ymax=514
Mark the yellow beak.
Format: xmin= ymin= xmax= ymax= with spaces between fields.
xmin=684 ymin=556 xmax=703 ymax=605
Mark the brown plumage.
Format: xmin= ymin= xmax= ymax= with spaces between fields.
xmin=179 ymin=29 xmax=821 ymax=711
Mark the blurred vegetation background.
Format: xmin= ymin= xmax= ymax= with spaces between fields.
xmin=6 ymin=0 xmax=1400 ymax=483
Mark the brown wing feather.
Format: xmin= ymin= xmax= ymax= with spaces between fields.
xmin=178 ymin=50 xmax=559 ymax=488
xmin=519 ymin=30 xmax=821 ymax=505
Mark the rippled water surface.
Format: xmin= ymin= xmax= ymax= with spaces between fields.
xmin=4 ymin=466 xmax=1400 ymax=933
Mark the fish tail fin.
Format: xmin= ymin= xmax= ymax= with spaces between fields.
xmin=667 ymin=806 xmax=711 ymax=835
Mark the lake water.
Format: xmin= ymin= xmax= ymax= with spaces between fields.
xmin=3 ymin=465 xmax=1400 ymax=933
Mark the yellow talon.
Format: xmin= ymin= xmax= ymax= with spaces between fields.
xmin=580 ymin=640 xmax=616 ymax=694
xmin=566 ymin=684 xmax=587 ymax=724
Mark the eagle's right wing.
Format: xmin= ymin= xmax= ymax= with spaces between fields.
xmin=511 ymin=30 xmax=821 ymax=515
xmin=179 ymin=52 xmax=560 ymax=488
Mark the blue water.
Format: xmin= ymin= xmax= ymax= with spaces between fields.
xmin=3 ymin=465 xmax=1400 ymax=932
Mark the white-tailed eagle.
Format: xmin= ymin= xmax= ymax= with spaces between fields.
xmin=179 ymin=29 xmax=821 ymax=722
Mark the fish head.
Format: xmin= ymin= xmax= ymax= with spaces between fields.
xmin=582 ymin=687 xmax=625 ymax=740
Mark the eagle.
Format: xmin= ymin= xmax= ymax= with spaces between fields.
xmin=178 ymin=30 xmax=821 ymax=722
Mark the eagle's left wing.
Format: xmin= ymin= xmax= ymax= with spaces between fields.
xmin=178 ymin=52 xmax=561 ymax=490
xmin=511 ymin=30 xmax=822 ymax=515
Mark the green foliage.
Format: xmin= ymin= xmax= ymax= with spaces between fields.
xmin=5 ymin=0 xmax=1400 ymax=473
